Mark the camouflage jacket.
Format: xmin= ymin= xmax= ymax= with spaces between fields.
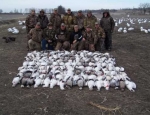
xmin=75 ymin=14 xmax=85 ymax=29
xmin=62 ymin=12 xmax=76 ymax=31
xmin=49 ymin=13 xmax=61 ymax=30
xmin=93 ymin=27 xmax=105 ymax=39
xmin=28 ymin=28 xmax=43 ymax=43
xmin=84 ymin=15 xmax=97 ymax=30
xmin=43 ymin=28 xmax=56 ymax=41
xmin=83 ymin=30 xmax=97 ymax=44
xmin=25 ymin=14 xmax=37 ymax=28
xmin=100 ymin=17 xmax=115 ymax=31
xmin=37 ymin=15 xmax=49 ymax=29
xmin=55 ymin=29 xmax=69 ymax=42
xmin=100 ymin=13 xmax=115 ymax=32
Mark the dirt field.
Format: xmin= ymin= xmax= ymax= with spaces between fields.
xmin=0 ymin=14 xmax=27 ymax=21
xmin=0 ymin=14 xmax=150 ymax=115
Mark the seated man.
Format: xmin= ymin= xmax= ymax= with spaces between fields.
xmin=42 ymin=22 xmax=56 ymax=50
xmin=71 ymin=25 xmax=85 ymax=51
xmin=28 ymin=22 xmax=43 ymax=51
xmin=82 ymin=25 xmax=97 ymax=52
xmin=94 ymin=22 xmax=105 ymax=51
xmin=55 ymin=23 xmax=70 ymax=51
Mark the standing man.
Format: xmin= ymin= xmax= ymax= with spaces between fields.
xmin=49 ymin=8 xmax=61 ymax=31
xmin=100 ymin=10 xmax=115 ymax=51
xmin=94 ymin=22 xmax=105 ymax=52
xmin=55 ymin=23 xmax=70 ymax=51
xmin=42 ymin=22 xmax=56 ymax=50
xmin=26 ymin=9 xmax=37 ymax=33
xmin=75 ymin=10 xmax=85 ymax=32
xmin=84 ymin=11 xmax=97 ymax=30
xmin=26 ymin=9 xmax=37 ymax=50
xmin=82 ymin=25 xmax=97 ymax=52
xmin=28 ymin=22 xmax=43 ymax=51
xmin=37 ymin=9 xmax=49 ymax=30
xmin=71 ymin=25 xmax=84 ymax=51
xmin=62 ymin=8 xmax=76 ymax=32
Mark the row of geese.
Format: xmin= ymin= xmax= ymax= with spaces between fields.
xmin=8 ymin=27 xmax=19 ymax=34
xmin=117 ymin=27 xmax=150 ymax=33
xmin=12 ymin=50 xmax=136 ymax=92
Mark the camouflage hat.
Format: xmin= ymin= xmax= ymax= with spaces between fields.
xmin=54 ymin=8 xmax=58 ymax=11
xmin=61 ymin=23 xmax=65 ymax=26
xmin=48 ymin=22 xmax=53 ymax=26
xmin=87 ymin=10 xmax=92 ymax=14
xmin=95 ymin=22 xmax=99 ymax=25
xmin=74 ymin=25 xmax=78 ymax=28
xmin=86 ymin=25 xmax=91 ymax=28
xmin=78 ymin=10 xmax=82 ymax=13
xmin=67 ymin=8 xmax=71 ymax=11
xmin=30 ymin=9 xmax=35 ymax=12
xmin=103 ymin=10 xmax=109 ymax=13
xmin=36 ymin=22 xmax=41 ymax=26
xmin=40 ymin=9 xmax=45 ymax=13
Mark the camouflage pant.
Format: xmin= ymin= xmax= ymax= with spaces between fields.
xmin=28 ymin=39 xmax=41 ymax=51
xmin=85 ymin=41 xmax=95 ymax=52
xmin=26 ymin=27 xmax=34 ymax=50
xmin=27 ymin=34 xmax=30 ymax=50
xmin=71 ymin=40 xmax=85 ymax=51
xmin=95 ymin=38 xmax=104 ymax=51
xmin=55 ymin=41 xmax=70 ymax=51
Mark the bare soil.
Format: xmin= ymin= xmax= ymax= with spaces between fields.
xmin=0 ymin=14 xmax=150 ymax=115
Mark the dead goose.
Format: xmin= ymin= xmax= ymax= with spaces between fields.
xmin=73 ymin=75 xmax=84 ymax=90
xmin=12 ymin=75 xmax=21 ymax=87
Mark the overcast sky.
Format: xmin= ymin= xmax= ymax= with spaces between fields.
xmin=1 ymin=0 xmax=150 ymax=12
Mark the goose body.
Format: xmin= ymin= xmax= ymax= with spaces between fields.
xmin=95 ymin=80 xmax=104 ymax=91
xmin=34 ymin=78 xmax=42 ymax=88
xmin=12 ymin=76 xmax=20 ymax=87
xmin=50 ymin=79 xmax=57 ymax=88
xmin=43 ymin=77 xmax=51 ymax=87
xmin=125 ymin=80 xmax=136 ymax=92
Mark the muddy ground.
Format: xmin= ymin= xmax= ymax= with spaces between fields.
xmin=0 ymin=14 xmax=27 ymax=21
xmin=0 ymin=14 xmax=150 ymax=115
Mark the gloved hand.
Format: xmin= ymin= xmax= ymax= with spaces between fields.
xmin=48 ymin=40 xmax=52 ymax=43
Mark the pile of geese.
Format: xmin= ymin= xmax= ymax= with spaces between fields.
xmin=12 ymin=50 xmax=136 ymax=92
xmin=7 ymin=27 xmax=19 ymax=34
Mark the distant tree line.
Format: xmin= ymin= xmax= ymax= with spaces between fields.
xmin=6 ymin=5 xmax=66 ymax=14
xmin=0 ymin=9 xmax=3 ymax=13
xmin=139 ymin=3 xmax=150 ymax=14
xmin=0 ymin=3 xmax=150 ymax=15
